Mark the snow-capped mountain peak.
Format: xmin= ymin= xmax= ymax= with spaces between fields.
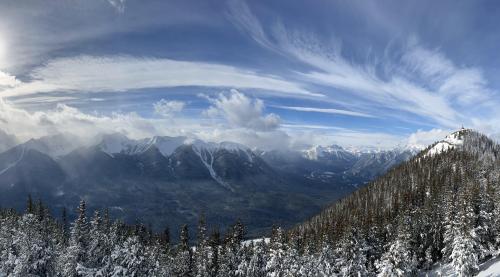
xmin=303 ymin=145 xmax=351 ymax=160
xmin=22 ymin=133 xmax=84 ymax=157
xmin=425 ymin=128 xmax=468 ymax=157
xmin=137 ymin=136 xmax=187 ymax=156
xmin=97 ymin=133 xmax=140 ymax=156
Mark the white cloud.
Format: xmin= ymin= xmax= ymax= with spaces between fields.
xmin=273 ymin=105 xmax=375 ymax=118
xmin=0 ymin=99 xmax=159 ymax=141
xmin=402 ymin=44 xmax=491 ymax=105
xmin=226 ymin=0 xmax=276 ymax=52
xmin=0 ymin=91 xmax=477 ymax=151
xmin=283 ymin=125 xmax=405 ymax=150
xmin=0 ymin=95 xmax=290 ymax=150
xmin=1 ymin=55 xmax=322 ymax=98
xmin=0 ymin=71 xmax=20 ymax=89
xmin=108 ymin=0 xmax=126 ymax=13
xmin=204 ymin=89 xmax=281 ymax=131
xmin=406 ymin=128 xmax=450 ymax=149
xmin=153 ymin=99 xmax=185 ymax=117
xmin=226 ymin=3 xmax=498 ymax=129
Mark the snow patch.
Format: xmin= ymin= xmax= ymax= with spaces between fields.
xmin=191 ymin=143 xmax=235 ymax=192
xmin=303 ymin=145 xmax=352 ymax=160
xmin=0 ymin=146 xmax=25 ymax=176
xmin=476 ymin=256 xmax=500 ymax=277
xmin=424 ymin=129 xmax=467 ymax=157
xmin=422 ymin=256 xmax=500 ymax=276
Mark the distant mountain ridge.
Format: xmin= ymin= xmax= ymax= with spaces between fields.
xmin=0 ymin=130 xmax=422 ymax=236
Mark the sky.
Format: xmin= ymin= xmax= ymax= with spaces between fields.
xmin=0 ymin=0 xmax=500 ymax=150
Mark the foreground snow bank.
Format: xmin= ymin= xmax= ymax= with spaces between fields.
xmin=476 ymin=257 xmax=500 ymax=277
xmin=422 ymin=256 xmax=500 ymax=276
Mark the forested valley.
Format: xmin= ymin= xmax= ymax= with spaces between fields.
xmin=1 ymin=130 xmax=500 ymax=276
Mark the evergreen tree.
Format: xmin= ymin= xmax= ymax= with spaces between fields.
xmin=208 ymin=229 xmax=221 ymax=277
xmin=60 ymin=199 xmax=89 ymax=277
xmin=195 ymin=214 xmax=210 ymax=277
xmin=450 ymin=197 xmax=479 ymax=276
xmin=173 ymin=224 xmax=192 ymax=277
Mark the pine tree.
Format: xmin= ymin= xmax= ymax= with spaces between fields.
xmin=376 ymin=219 xmax=412 ymax=277
xmin=173 ymin=224 xmax=193 ymax=277
xmin=315 ymin=240 xmax=337 ymax=277
xmin=60 ymin=199 xmax=90 ymax=277
xmin=26 ymin=194 xmax=34 ymax=214
xmin=195 ymin=214 xmax=210 ymax=277
xmin=336 ymin=228 xmax=369 ymax=276
xmin=84 ymin=210 xmax=112 ymax=275
xmin=450 ymin=197 xmax=479 ymax=276
xmin=245 ymin=241 xmax=267 ymax=277
xmin=266 ymin=226 xmax=286 ymax=277
xmin=208 ymin=229 xmax=221 ymax=277
xmin=11 ymin=213 xmax=54 ymax=276
xmin=110 ymin=236 xmax=150 ymax=276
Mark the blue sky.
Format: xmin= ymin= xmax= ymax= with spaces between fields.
xmin=0 ymin=0 xmax=499 ymax=149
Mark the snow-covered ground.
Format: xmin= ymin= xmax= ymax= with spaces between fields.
xmin=242 ymin=237 xmax=270 ymax=247
xmin=422 ymin=256 xmax=500 ymax=276
xmin=476 ymin=257 xmax=500 ymax=277
xmin=424 ymin=129 xmax=466 ymax=157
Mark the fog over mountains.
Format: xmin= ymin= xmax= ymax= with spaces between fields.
xmin=0 ymin=131 xmax=419 ymax=236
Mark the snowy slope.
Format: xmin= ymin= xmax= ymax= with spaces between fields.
xmin=97 ymin=133 xmax=139 ymax=156
xmin=134 ymin=136 xmax=187 ymax=156
xmin=0 ymin=146 xmax=25 ymax=176
xmin=188 ymin=139 xmax=254 ymax=191
xmin=422 ymin=256 xmax=500 ymax=276
xmin=96 ymin=133 xmax=256 ymax=190
xmin=424 ymin=128 xmax=468 ymax=157
xmin=22 ymin=133 xmax=83 ymax=157
xmin=98 ymin=133 xmax=188 ymax=156
xmin=303 ymin=145 xmax=355 ymax=160
xmin=476 ymin=257 xmax=500 ymax=277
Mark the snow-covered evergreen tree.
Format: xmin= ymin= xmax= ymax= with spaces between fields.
xmin=265 ymin=226 xmax=286 ymax=277
xmin=60 ymin=199 xmax=90 ymax=277
xmin=110 ymin=236 xmax=149 ymax=276
xmin=376 ymin=218 xmax=413 ymax=277
xmin=336 ymin=228 xmax=369 ymax=276
xmin=173 ymin=224 xmax=192 ymax=277
xmin=450 ymin=197 xmax=479 ymax=276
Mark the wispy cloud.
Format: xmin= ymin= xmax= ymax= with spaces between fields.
xmin=273 ymin=105 xmax=375 ymax=118
xmin=226 ymin=1 xmax=498 ymax=130
xmin=1 ymin=55 xmax=322 ymax=98
xmin=107 ymin=0 xmax=126 ymax=13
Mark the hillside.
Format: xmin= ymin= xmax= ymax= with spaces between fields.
xmin=1 ymin=129 xmax=499 ymax=277
xmin=288 ymin=128 xmax=500 ymax=275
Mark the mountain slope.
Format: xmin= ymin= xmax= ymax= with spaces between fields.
xmin=0 ymin=131 xmax=418 ymax=237
xmin=291 ymin=129 xmax=500 ymax=276
xmin=0 ymin=130 xmax=18 ymax=153
xmin=0 ymin=145 xmax=65 ymax=211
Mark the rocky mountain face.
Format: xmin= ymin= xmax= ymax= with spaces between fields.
xmin=260 ymin=143 xmax=419 ymax=187
xmin=0 ymin=132 xmax=418 ymax=237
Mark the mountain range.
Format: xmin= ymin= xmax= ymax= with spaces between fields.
xmin=0 ymin=131 xmax=420 ymax=236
